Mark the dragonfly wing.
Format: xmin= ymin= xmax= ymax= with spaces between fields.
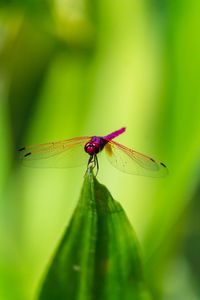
xmin=18 ymin=136 xmax=91 ymax=168
xmin=104 ymin=140 xmax=168 ymax=177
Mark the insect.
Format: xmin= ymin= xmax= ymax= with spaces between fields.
xmin=18 ymin=127 xmax=168 ymax=177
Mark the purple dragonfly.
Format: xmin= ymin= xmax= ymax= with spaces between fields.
xmin=18 ymin=127 xmax=168 ymax=177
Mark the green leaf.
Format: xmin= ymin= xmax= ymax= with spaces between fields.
xmin=38 ymin=169 xmax=150 ymax=300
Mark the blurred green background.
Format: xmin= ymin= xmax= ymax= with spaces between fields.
xmin=0 ymin=0 xmax=200 ymax=299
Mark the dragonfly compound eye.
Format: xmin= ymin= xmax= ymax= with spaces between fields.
xmin=84 ymin=142 xmax=100 ymax=155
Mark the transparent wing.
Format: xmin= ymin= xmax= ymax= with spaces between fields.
xmin=18 ymin=136 xmax=91 ymax=168
xmin=105 ymin=140 xmax=168 ymax=177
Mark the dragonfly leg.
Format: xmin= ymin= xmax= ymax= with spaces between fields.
xmin=93 ymin=155 xmax=97 ymax=168
xmin=89 ymin=155 xmax=95 ymax=168
xmin=85 ymin=155 xmax=99 ymax=177
xmin=84 ymin=155 xmax=93 ymax=177
xmin=95 ymin=155 xmax=99 ymax=176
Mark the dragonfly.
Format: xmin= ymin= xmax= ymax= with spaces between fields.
xmin=18 ymin=127 xmax=168 ymax=177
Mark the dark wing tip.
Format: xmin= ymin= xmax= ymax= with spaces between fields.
xmin=24 ymin=152 xmax=31 ymax=157
xmin=160 ymin=162 xmax=167 ymax=168
xmin=18 ymin=147 xmax=25 ymax=151
xmin=150 ymin=158 xmax=156 ymax=163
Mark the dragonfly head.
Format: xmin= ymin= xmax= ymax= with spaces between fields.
xmin=84 ymin=142 xmax=100 ymax=155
